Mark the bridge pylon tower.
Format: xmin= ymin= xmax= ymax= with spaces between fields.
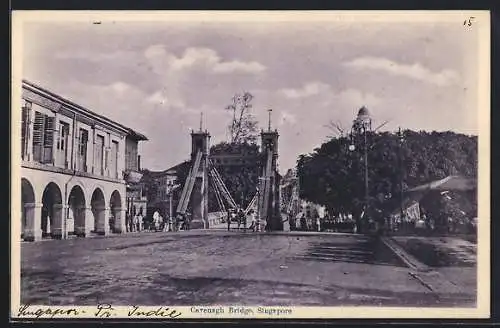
xmin=258 ymin=112 xmax=282 ymax=231
xmin=176 ymin=125 xmax=211 ymax=229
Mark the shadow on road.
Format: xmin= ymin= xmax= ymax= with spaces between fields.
xmin=292 ymin=236 xmax=407 ymax=267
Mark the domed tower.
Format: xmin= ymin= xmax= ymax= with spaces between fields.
xmin=352 ymin=106 xmax=372 ymax=134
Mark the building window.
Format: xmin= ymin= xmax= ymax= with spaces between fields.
xmin=77 ymin=128 xmax=88 ymax=172
xmin=32 ymin=111 xmax=55 ymax=164
xmin=110 ymin=140 xmax=119 ymax=179
xmin=56 ymin=121 xmax=70 ymax=168
xmin=94 ymin=134 xmax=104 ymax=175
xmin=21 ymin=101 xmax=32 ymax=160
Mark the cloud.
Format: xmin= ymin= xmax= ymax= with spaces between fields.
xmin=54 ymin=49 xmax=139 ymax=63
xmin=336 ymin=88 xmax=382 ymax=107
xmin=146 ymin=90 xmax=185 ymax=109
xmin=279 ymin=111 xmax=297 ymax=126
xmin=280 ymin=82 xmax=330 ymax=99
xmin=279 ymin=81 xmax=381 ymax=108
xmin=343 ymin=56 xmax=460 ymax=87
xmin=110 ymin=81 xmax=131 ymax=94
xmin=144 ymin=45 xmax=266 ymax=75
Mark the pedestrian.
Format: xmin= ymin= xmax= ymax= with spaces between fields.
xmin=177 ymin=213 xmax=184 ymax=231
xmin=152 ymin=211 xmax=159 ymax=232
xmin=129 ymin=213 xmax=133 ymax=232
xmin=125 ymin=213 xmax=130 ymax=232
xmin=241 ymin=210 xmax=247 ymax=232
xmin=46 ymin=214 xmax=51 ymax=237
xmin=316 ymin=215 xmax=321 ymax=232
xmin=227 ymin=210 xmax=232 ymax=231
xmin=248 ymin=210 xmax=256 ymax=232
xmin=163 ymin=214 xmax=169 ymax=232
xmin=154 ymin=214 xmax=160 ymax=231
xmin=236 ymin=208 xmax=242 ymax=230
xmin=138 ymin=212 xmax=144 ymax=232
xmin=109 ymin=214 xmax=115 ymax=233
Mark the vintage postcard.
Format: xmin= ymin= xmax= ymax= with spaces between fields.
xmin=10 ymin=10 xmax=490 ymax=320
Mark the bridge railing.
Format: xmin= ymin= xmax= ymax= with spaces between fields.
xmin=207 ymin=211 xmax=227 ymax=227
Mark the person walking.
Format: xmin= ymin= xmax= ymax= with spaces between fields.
xmin=163 ymin=214 xmax=170 ymax=232
xmin=138 ymin=212 xmax=144 ymax=232
xmin=236 ymin=208 xmax=242 ymax=230
xmin=300 ymin=213 xmax=307 ymax=231
xmin=248 ymin=210 xmax=256 ymax=232
xmin=185 ymin=212 xmax=191 ymax=231
xmin=241 ymin=209 xmax=247 ymax=232
xmin=152 ymin=210 xmax=159 ymax=232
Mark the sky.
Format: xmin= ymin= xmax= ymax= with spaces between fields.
xmin=20 ymin=12 xmax=481 ymax=173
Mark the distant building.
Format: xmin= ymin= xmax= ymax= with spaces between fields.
xmin=20 ymin=79 xmax=147 ymax=241
xmin=145 ymin=162 xmax=186 ymax=219
xmin=124 ymin=131 xmax=149 ymax=221
xmin=210 ymin=154 xmax=259 ymax=166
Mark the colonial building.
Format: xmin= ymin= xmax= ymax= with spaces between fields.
xmin=145 ymin=163 xmax=184 ymax=220
xmin=20 ymin=79 xmax=147 ymax=242
xmin=124 ymin=136 xmax=148 ymax=224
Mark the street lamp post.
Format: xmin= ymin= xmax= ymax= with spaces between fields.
xmin=397 ymin=127 xmax=405 ymax=226
xmin=363 ymin=125 xmax=369 ymax=220
xmin=348 ymin=106 xmax=373 ymax=233
xmin=255 ymin=186 xmax=261 ymax=232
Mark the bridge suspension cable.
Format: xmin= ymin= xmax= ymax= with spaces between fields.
xmin=245 ymin=192 xmax=258 ymax=215
xmin=176 ymin=150 xmax=203 ymax=215
xmin=208 ymin=159 xmax=238 ymax=209
xmin=209 ymin=168 xmax=229 ymax=214
xmin=258 ymin=149 xmax=273 ymax=220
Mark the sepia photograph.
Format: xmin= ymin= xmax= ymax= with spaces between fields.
xmin=11 ymin=11 xmax=490 ymax=319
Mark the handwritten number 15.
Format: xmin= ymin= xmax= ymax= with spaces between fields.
xmin=464 ymin=17 xmax=475 ymax=27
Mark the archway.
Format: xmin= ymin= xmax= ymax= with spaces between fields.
xmin=68 ymin=185 xmax=86 ymax=237
xmin=91 ymin=188 xmax=107 ymax=235
xmin=21 ymin=178 xmax=36 ymax=240
xmin=109 ymin=190 xmax=122 ymax=233
xmin=41 ymin=182 xmax=63 ymax=239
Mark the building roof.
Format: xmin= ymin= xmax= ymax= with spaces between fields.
xmin=357 ymin=106 xmax=370 ymax=117
xmin=407 ymin=175 xmax=477 ymax=192
xmin=22 ymin=79 xmax=148 ymax=141
xmin=144 ymin=161 xmax=187 ymax=179
xmin=388 ymin=175 xmax=476 ymax=216
xmin=126 ymin=129 xmax=148 ymax=141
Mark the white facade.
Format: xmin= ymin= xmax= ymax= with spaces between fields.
xmin=20 ymin=80 xmax=146 ymax=241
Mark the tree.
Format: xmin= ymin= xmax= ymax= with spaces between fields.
xmin=208 ymin=142 xmax=260 ymax=212
xmin=225 ymin=92 xmax=258 ymax=144
xmin=296 ymin=130 xmax=478 ymax=225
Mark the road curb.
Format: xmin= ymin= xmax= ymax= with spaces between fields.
xmin=381 ymin=236 xmax=430 ymax=272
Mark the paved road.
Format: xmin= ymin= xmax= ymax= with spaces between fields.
xmin=20 ymin=230 xmax=476 ymax=307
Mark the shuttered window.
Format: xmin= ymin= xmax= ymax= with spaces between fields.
xmin=94 ymin=135 xmax=104 ymax=175
xmin=21 ymin=103 xmax=30 ymax=160
xmin=77 ymin=128 xmax=88 ymax=172
xmin=110 ymin=140 xmax=118 ymax=179
xmin=79 ymin=129 xmax=88 ymax=155
xmin=32 ymin=111 xmax=44 ymax=162
xmin=43 ymin=116 xmax=55 ymax=163
xmin=32 ymin=111 xmax=55 ymax=164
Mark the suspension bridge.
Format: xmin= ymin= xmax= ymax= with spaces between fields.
xmin=174 ymin=114 xmax=283 ymax=231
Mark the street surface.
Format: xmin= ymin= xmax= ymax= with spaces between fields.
xmin=20 ymin=230 xmax=476 ymax=307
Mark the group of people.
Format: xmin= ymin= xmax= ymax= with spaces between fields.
xmin=226 ymin=208 xmax=259 ymax=232
xmin=127 ymin=212 xmax=144 ymax=232
xmin=290 ymin=212 xmax=322 ymax=232
xmin=125 ymin=211 xmax=192 ymax=233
